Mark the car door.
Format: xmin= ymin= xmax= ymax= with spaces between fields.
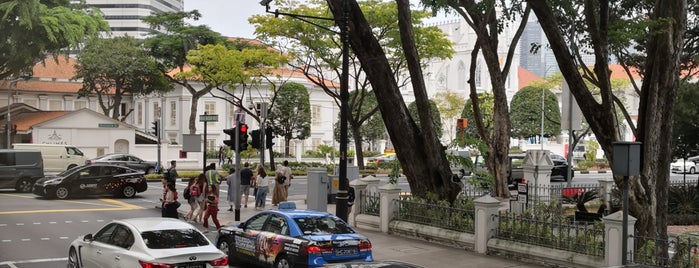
xmin=106 ymin=225 xmax=135 ymax=268
xmin=76 ymin=166 xmax=107 ymax=196
xmin=235 ymin=213 xmax=270 ymax=264
xmin=125 ymin=155 xmax=147 ymax=171
xmin=80 ymin=223 xmax=118 ymax=268
xmin=260 ymin=214 xmax=295 ymax=265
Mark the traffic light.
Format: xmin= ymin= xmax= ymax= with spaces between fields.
xmin=223 ymin=127 xmax=236 ymax=147
xmin=250 ymin=129 xmax=261 ymax=149
xmin=238 ymin=123 xmax=249 ymax=151
xmin=151 ymin=121 xmax=159 ymax=137
xmin=265 ymin=127 xmax=274 ymax=149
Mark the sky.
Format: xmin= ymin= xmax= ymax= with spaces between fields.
xmin=184 ymin=0 xmax=261 ymax=39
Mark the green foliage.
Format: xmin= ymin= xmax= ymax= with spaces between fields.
xmin=388 ymin=160 xmax=401 ymax=184
xmin=269 ymin=82 xmax=312 ymax=155
xmin=397 ymin=194 xmax=475 ymax=233
xmin=74 ymin=36 xmax=171 ymax=120
xmin=0 ymin=0 xmax=108 ymax=80
xmin=460 ymin=93 xmax=494 ymax=139
xmin=333 ymin=90 xmax=385 ymax=144
xmin=408 ymin=100 xmax=443 ymax=138
xmin=673 ymin=82 xmax=699 ymax=158
xmin=510 ymin=86 xmax=561 ymax=139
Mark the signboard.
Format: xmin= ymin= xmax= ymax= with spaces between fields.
xmin=182 ymin=134 xmax=202 ymax=152
xmin=518 ymin=194 xmax=528 ymax=204
xmin=517 ymin=183 xmax=528 ymax=204
xmin=98 ymin=123 xmax=119 ymax=128
xmin=199 ymin=114 xmax=219 ymax=122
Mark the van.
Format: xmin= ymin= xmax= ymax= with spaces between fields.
xmin=12 ymin=144 xmax=87 ymax=173
xmin=0 ymin=149 xmax=44 ymax=192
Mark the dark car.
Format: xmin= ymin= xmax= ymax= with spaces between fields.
xmin=32 ymin=164 xmax=148 ymax=199
xmin=215 ymin=202 xmax=373 ymax=268
xmin=507 ymin=153 xmax=573 ymax=185
xmin=86 ymin=153 xmax=159 ymax=174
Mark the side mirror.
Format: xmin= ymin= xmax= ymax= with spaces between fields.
xmin=238 ymin=222 xmax=247 ymax=230
xmin=83 ymin=234 xmax=93 ymax=242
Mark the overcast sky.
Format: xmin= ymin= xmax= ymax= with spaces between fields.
xmin=184 ymin=0 xmax=261 ymax=39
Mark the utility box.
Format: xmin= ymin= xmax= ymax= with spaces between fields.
xmin=330 ymin=166 xmax=359 ymax=204
xmin=307 ymin=168 xmax=329 ymax=211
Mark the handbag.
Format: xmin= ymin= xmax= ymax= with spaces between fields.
xmin=171 ymin=200 xmax=181 ymax=209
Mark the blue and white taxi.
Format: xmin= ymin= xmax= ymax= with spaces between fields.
xmin=215 ymin=202 xmax=373 ymax=268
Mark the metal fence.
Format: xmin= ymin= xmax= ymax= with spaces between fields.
xmin=630 ymin=234 xmax=699 ymax=267
xmin=395 ymin=197 xmax=475 ymax=233
xmin=360 ymin=191 xmax=380 ymax=216
xmin=494 ymin=212 xmax=605 ymax=257
xmin=523 ymin=183 xmax=604 ymax=205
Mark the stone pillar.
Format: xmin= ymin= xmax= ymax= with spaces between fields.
xmin=598 ymin=177 xmax=614 ymax=214
xmin=604 ymin=211 xmax=636 ymax=266
xmin=294 ymin=140 xmax=302 ymax=162
xmin=349 ymin=179 xmax=367 ymax=227
xmin=360 ymin=175 xmax=380 ymax=194
xmin=378 ymin=140 xmax=387 ymax=154
xmin=474 ymin=195 xmax=501 ymax=254
xmin=522 ymin=150 xmax=553 ymax=208
xmin=378 ymin=183 xmax=401 ymax=233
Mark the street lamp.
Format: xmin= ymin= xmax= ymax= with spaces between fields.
xmin=260 ymin=0 xmax=351 ymax=221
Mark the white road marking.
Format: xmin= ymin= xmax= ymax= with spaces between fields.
xmin=59 ymin=237 xmax=69 ymax=240
xmin=80 ymin=220 xmax=89 ymax=223
xmin=1 ymin=240 xmax=10 ymax=242
xmin=20 ymin=239 xmax=30 ymax=242
xmin=0 ymin=224 xmax=7 ymax=227
xmin=0 ymin=257 xmax=68 ymax=266
xmin=15 ymin=223 xmax=24 ymax=226
xmin=64 ymin=221 xmax=72 ymax=223
xmin=49 ymin=221 xmax=57 ymax=224
xmin=33 ymin=222 xmax=41 ymax=225
xmin=40 ymin=238 xmax=50 ymax=241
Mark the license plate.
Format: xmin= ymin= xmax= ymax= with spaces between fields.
xmin=182 ymin=264 xmax=204 ymax=268
xmin=335 ymin=247 xmax=357 ymax=256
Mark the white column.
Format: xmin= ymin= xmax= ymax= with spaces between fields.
xmin=522 ymin=150 xmax=553 ymax=208
xmin=378 ymin=183 xmax=401 ymax=233
xmin=349 ymin=178 xmax=368 ymax=227
xmin=604 ymin=211 xmax=636 ymax=266
xmin=474 ymin=195 xmax=501 ymax=254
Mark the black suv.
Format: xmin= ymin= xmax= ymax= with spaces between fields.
xmin=507 ymin=153 xmax=573 ymax=185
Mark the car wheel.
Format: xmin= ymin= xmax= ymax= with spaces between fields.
xmin=217 ymin=239 xmax=236 ymax=265
xmin=68 ymin=247 xmax=80 ymax=268
xmin=67 ymin=164 xmax=78 ymax=170
xmin=146 ymin=167 xmax=156 ymax=174
xmin=274 ymin=254 xmax=292 ymax=268
xmin=122 ymin=185 xmax=137 ymax=198
xmin=691 ymin=167 xmax=696 ymax=174
xmin=55 ymin=186 xmax=70 ymax=199
xmin=15 ymin=177 xmax=33 ymax=193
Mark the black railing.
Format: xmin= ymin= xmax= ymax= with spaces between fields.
xmin=494 ymin=212 xmax=605 ymax=257
xmin=630 ymin=234 xmax=699 ymax=267
xmin=360 ymin=192 xmax=380 ymax=216
xmin=395 ymin=198 xmax=475 ymax=233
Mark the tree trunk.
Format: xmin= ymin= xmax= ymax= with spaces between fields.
xmin=351 ymin=125 xmax=364 ymax=169
xmin=326 ymin=0 xmax=459 ymax=201
xmin=188 ymin=93 xmax=200 ymax=135
xmin=529 ymin=0 xmax=687 ymax=246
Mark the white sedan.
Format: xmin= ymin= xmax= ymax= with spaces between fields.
xmin=67 ymin=217 xmax=227 ymax=268
xmin=671 ymin=159 xmax=696 ymax=174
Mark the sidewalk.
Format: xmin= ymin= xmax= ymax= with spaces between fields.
xmin=175 ymin=198 xmax=544 ymax=268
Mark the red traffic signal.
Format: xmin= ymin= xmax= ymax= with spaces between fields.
xmin=239 ymin=123 xmax=248 ymax=133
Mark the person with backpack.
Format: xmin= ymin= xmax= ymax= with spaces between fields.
xmin=184 ymin=177 xmax=202 ymax=221
xmin=165 ymin=160 xmax=178 ymax=187
xmin=205 ymin=163 xmax=221 ymax=197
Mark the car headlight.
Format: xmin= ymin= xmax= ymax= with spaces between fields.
xmin=44 ymin=179 xmax=63 ymax=185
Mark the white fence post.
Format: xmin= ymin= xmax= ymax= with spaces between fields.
xmin=474 ymin=195 xmax=501 ymax=254
xmin=378 ymin=183 xmax=401 ymax=233
xmin=349 ymin=178 xmax=367 ymax=227
xmin=604 ymin=211 xmax=636 ymax=266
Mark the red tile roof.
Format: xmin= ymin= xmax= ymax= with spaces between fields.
xmin=0 ymin=111 xmax=69 ymax=132
xmin=518 ymin=66 xmax=544 ymax=89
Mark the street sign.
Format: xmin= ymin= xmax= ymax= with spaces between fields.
xmin=98 ymin=123 xmax=118 ymax=128
xmin=199 ymin=114 xmax=218 ymax=122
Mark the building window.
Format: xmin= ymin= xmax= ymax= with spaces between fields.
xmin=458 ymin=61 xmax=466 ymax=91
xmin=312 ymin=138 xmax=322 ymax=150
xmin=475 ymin=63 xmax=482 ymax=88
xmin=137 ymin=102 xmax=143 ymax=125
xmin=205 ymin=101 xmax=216 ymax=126
xmin=311 ymin=105 xmax=321 ymax=126
xmin=120 ymin=103 xmax=127 ymax=117
xmin=169 ymin=100 xmax=177 ymax=126
xmin=74 ymin=100 xmax=87 ymax=110
xmin=153 ymin=102 xmax=160 ymax=118
xmin=207 ymin=139 xmax=216 ymax=151
xmin=48 ymin=100 xmax=63 ymax=111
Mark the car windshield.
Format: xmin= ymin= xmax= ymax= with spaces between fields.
xmin=141 ymin=229 xmax=210 ymax=249
xmin=294 ymin=216 xmax=355 ymax=235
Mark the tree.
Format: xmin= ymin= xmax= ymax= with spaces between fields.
xmin=324 ymin=0 xmax=460 ymax=201
xmin=0 ymin=0 xmax=108 ymax=80
xmin=73 ymin=36 xmax=171 ymax=120
xmin=423 ymin=0 xmax=532 ymax=197
xmin=460 ymin=93 xmax=494 ymax=141
xmin=333 ymin=90 xmax=386 ymax=153
xmin=268 ymin=82 xmax=311 ymax=157
xmin=528 ymin=0 xmax=687 ymax=249
xmin=251 ymin=0 xmax=453 ymax=169
xmin=408 ymin=100 xmax=443 ymax=139
xmin=509 ymin=86 xmax=561 ymax=140
xmin=434 ymin=90 xmax=466 ymax=141
xmin=672 ymin=82 xmax=699 ymax=158
xmin=142 ymin=11 xmax=225 ymax=134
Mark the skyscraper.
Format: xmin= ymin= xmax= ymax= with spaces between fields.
xmin=72 ymin=0 xmax=184 ymax=38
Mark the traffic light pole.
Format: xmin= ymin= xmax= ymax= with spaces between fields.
xmin=234 ymin=122 xmax=242 ymax=221
xmin=259 ymin=102 xmax=268 ymax=168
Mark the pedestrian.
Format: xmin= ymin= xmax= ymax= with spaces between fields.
xmin=240 ymin=162 xmax=253 ymax=208
xmin=218 ymin=146 xmax=225 ymax=167
xmin=226 ymin=168 xmax=237 ymax=211
xmin=165 ymin=160 xmax=178 ymax=187
xmin=185 ymin=177 xmax=202 ymax=221
xmin=202 ymin=191 xmax=221 ymax=232
xmin=271 ymin=169 xmax=288 ymax=206
xmin=255 ymin=166 xmax=269 ymax=210
xmin=162 ymin=183 xmax=179 ymax=219
xmin=281 ymin=160 xmax=293 ymax=199
xmin=193 ymin=173 xmax=207 ymax=224
xmin=205 ymin=163 xmax=221 ymax=197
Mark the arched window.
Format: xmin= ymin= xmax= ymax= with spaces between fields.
xmin=457 ymin=61 xmax=466 ymax=91
xmin=475 ymin=62 xmax=482 ymax=88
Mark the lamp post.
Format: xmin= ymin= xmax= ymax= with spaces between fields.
xmin=260 ymin=0 xmax=351 ymax=221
